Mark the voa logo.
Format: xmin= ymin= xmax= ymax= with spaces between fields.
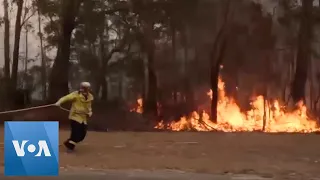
xmin=12 ymin=140 xmax=51 ymax=157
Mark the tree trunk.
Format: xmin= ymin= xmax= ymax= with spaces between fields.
xmin=182 ymin=25 xmax=194 ymax=112
xmin=24 ymin=27 xmax=29 ymax=75
xmin=101 ymin=78 xmax=108 ymax=100
xmin=48 ymin=0 xmax=82 ymax=102
xmin=3 ymin=0 xmax=10 ymax=108
xmin=171 ymin=24 xmax=177 ymax=105
xmin=262 ymin=89 xmax=267 ymax=131
xmin=291 ymin=0 xmax=313 ymax=104
xmin=309 ymin=57 xmax=314 ymax=110
xmin=118 ymin=72 xmax=123 ymax=99
xmin=97 ymin=38 xmax=108 ymax=101
xmin=38 ymin=7 xmax=46 ymax=100
xmin=96 ymin=29 xmax=129 ymax=101
xmin=96 ymin=25 xmax=108 ymax=100
xmin=143 ymin=21 xmax=157 ymax=116
xmin=210 ymin=0 xmax=231 ymax=123
xmin=145 ymin=46 xmax=157 ymax=116
xmin=142 ymin=53 xmax=148 ymax=113
xmin=3 ymin=0 xmax=10 ymax=80
xmin=24 ymin=28 xmax=28 ymax=89
xmin=210 ymin=37 xmax=227 ymax=123
xmin=11 ymin=0 xmax=24 ymax=91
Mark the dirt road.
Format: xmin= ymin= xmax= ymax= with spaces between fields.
xmin=0 ymin=129 xmax=320 ymax=179
xmin=0 ymin=169 xmax=277 ymax=180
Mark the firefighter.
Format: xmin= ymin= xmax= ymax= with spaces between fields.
xmin=55 ymin=82 xmax=94 ymax=152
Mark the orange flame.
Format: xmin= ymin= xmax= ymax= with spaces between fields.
xmin=130 ymin=98 xmax=143 ymax=114
xmin=133 ymin=77 xmax=320 ymax=133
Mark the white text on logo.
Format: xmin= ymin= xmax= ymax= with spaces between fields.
xmin=12 ymin=140 xmax=52 ymax=157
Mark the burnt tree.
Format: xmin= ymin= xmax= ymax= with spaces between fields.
xmin=210 ymin=35 xmax=227 ymax=123
xmin=142 ymin=20 xmax=158 ymax=116
xmin=210 ymin=0 xmax=231 ymax=123
xmin=291 ymin=0 xmax=313 ymax=104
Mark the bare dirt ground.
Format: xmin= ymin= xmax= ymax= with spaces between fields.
xmin=0 ymin=128 xmax=320 ymax=179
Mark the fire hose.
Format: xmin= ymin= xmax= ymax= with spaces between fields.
xmin=0 ymin=104 xmax=87 ymax=115
xmin=0 ymin=104 xmax=90 ymax=148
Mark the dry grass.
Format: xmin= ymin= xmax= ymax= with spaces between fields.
xmin=0 ymin=128 xmax=320 ymax=177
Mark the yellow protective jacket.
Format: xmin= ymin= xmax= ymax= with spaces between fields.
xmin=56 ymin=91 xmax=94 ymax=124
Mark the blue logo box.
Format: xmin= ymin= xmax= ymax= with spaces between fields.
xmin=4 ymin=121 xmax=59 ymax=176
